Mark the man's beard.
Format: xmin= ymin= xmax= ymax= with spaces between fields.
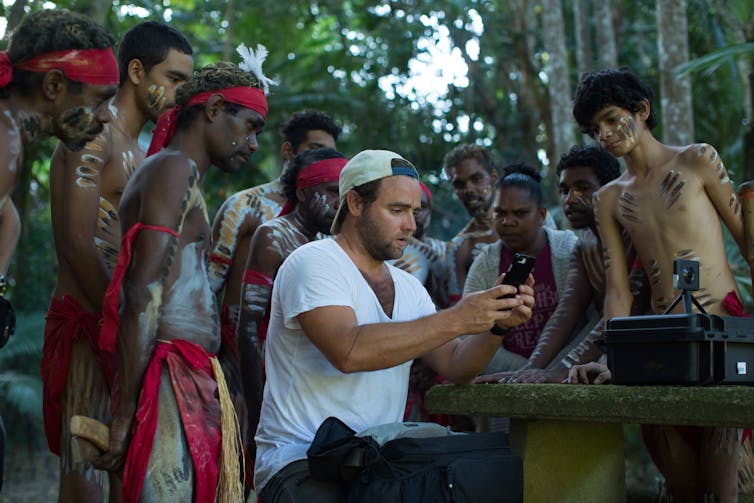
xmin=358 ymin=209 xmax=404 ymax=261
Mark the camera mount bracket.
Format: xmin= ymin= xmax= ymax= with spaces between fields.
xmin=663 ymin=258 xmax=707 ymax=315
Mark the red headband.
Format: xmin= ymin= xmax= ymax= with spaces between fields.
xmin=419 ymin=181 xmax=432 ymax=205
xmin=296 ymin=157 xmax=347 ymax=189
xmin=0 ymin=48 xmax=118 ymax=88
xmin=278 ymin=157 xmax=348 ymax=216
xmin=147 ymin=86 xmax=268 ymax=156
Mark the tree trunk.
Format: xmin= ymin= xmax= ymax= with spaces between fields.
xmin=573 ymin=0 xmax=593 ymax=73
xmin=222 ymin=0 xmax=235 ymax=61
xmin=657 ymin=0 xmax=694 ymax=146
xmin=542 ymin=0 xmax=575 ymax=163
xmin=594 ymin=0 xmax=618 ymax=69
xmin=3 ymin=0 xmax=28 ymax=45
xmin=507 ymin=0 xmax=548 ymax=163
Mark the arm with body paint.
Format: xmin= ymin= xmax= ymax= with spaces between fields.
xmin=0 ymin=196 xmax=19 ymax=277
xmin=50 ymin=133 xmax=113 ymax=309
xmin=525 ymin=246 xmax=594 ymax=369
xmin=594 ymin=186 xmax=632 ymax=321
xmin=0 ymin=123 xmax=21 ymax=276
xmin=209 ymin=196 xmax=238 ymax=294
xmin=209 ymin=192 xmax=264 ymax=297
xmin=95 ymin=159 xmax=193 ymax=471
xmin=568 ymin=187 xmax=627 ymax=385
xmin=235 ymin=224 xmax=279 ymax=458
xmin=688 ymin=144 xmax=746 ymax=257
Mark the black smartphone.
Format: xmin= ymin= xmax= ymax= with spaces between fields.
xmin=500 ymin=253 xmax=536 ymax=298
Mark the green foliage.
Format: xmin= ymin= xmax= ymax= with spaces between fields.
xmin=0 ymin=0 xmax=750 ymax=268
xmin=0 ymin=312 xmax=46 ymax=447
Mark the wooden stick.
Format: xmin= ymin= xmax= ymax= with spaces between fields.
xmin=70 ymin=415 xmax=110 ymax=452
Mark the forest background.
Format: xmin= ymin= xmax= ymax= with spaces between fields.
xmin=1 ymin=0 xmax=753 ymax=499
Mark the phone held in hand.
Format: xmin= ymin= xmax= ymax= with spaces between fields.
xmin=500 ymin=253 xmax=536 ymax=298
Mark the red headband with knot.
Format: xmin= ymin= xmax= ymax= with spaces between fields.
xmin=0 ymin=48 xmax=118 ymax=88
xmin=147 ymin=86 xmax=268 ymax=156
xmin=278 ymin=157 xmax=348 ymax=216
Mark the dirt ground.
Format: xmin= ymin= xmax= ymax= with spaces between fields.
xmin=0 ymin=425 xmax=660 ymax=502
xmin=2 ymin=425 xmax=749 ymax=503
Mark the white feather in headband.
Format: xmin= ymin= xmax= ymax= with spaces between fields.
xmin=236 ymin=43 xmax=277 ymax=95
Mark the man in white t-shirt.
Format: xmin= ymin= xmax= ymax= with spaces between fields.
xmin=254 ymin=149 xmax=536 ymax=502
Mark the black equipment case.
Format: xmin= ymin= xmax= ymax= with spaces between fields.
xmin=604 ymin=313 xmax=754 ymax=385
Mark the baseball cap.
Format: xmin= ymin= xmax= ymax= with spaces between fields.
xmin=330 ymin=149 xmax=419 ymax=234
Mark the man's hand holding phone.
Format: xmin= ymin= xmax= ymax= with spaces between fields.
xmin=498 ymin=253 xmax=536 ymax=300
xmin=489 ymin=253 xmax=536 ymax=335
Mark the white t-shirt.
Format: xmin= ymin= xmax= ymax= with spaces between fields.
xmin=254 ymin=238 xmax=437 ymax=491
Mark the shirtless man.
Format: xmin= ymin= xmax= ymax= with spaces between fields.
xmin=94 ymin=55 xmax=272 ymax=503
xmin=0 ymin=9 xmax=118 ymax=301
xmin=45 ymin=22 xmax=192 ymax=501
xmin=570 ymin=69 xmax=744 ymax=502
xmin=210 ymin=109 xmax=341 ymax=351
xmin=236 ymin=147 xmax=347 ymax=458
xmin=443 ymin=144 xmax=499 ymax=305
xmin=0 ymin=9 xmax=119 ymax=499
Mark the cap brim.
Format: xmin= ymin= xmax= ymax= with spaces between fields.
xmin=330 ymin=201 xmax=346 ymax=235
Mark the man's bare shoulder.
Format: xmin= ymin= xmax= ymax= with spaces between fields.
xmin=130 ymin=150 xmax=196 ymax=193
xmin=594 ymin=177 xmax=624 ymax=203
xmin=676 ymin=143 xmax=729 ymax=180
xmin=224 ymin=179 xmax=283 ymax=209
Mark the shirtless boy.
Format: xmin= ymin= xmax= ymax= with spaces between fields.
xmin=94 ymin=55 xmax=272 ymax=503
xmin=571 ymin=68 xmax=745 ymax=502
xmin=46 ymin=22 xmax=192 ymax=501
xmin=236 ymin=147 xmax=347 ymax=457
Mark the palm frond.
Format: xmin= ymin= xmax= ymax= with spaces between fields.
xmin=676 ymin=43 xmax=754 ymax=76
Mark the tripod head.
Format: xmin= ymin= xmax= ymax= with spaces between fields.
xmin=666 ymin=258 xmax=706 ymax=314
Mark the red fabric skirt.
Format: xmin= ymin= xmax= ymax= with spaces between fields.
xmin=122 ymin=339 xmax=221 ymax=503
xmin=41 ymin=295 xmax=113 ymax=455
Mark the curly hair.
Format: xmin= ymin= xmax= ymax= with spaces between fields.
xmin=443 ymin=143 xmax=495 ymax=175
xmin=5 ymin=9 xmax=115 ymax=96
xmin=174 ymin=62 xmax=262 ymax=129
xmin=556 ymin=145 xmax=621 ymax=187
xmin=280 ymin=110 xmax=342 ymax=151
xmin=573 ymin=68 xmax=657 ymax=135
xmin=497 ymin=162 xmax=543 ymax=208
xmin=117 ymin=21 xmax=193 ymax=87
xmin=281 ymin=148 xmax=345 ymax=202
